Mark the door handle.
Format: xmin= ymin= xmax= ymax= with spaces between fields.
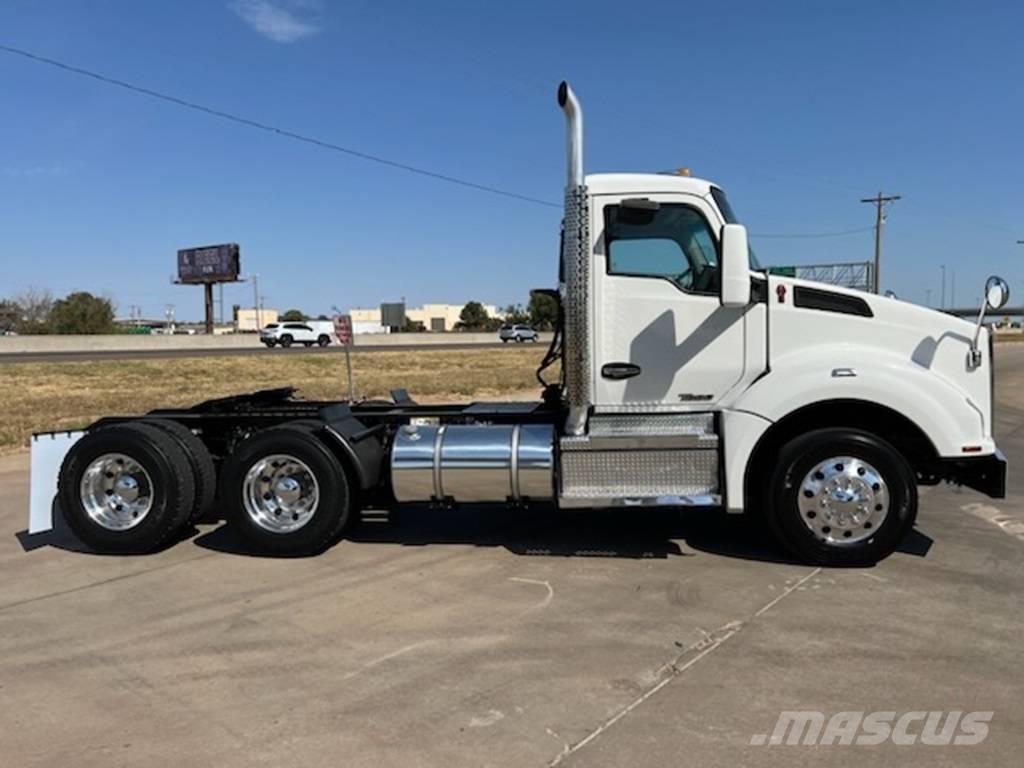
xmin=601 ymin=362 xmax=642 ymax=380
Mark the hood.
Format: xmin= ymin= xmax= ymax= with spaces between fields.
xmin=766 ymin=274 xmax=992 ymax=434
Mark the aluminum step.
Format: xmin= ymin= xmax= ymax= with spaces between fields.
xmin=557 ymin=413 xmax=720 ymax=508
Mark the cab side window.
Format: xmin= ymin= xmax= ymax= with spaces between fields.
xmin=605 ymin=203 xmax=720 ymax=294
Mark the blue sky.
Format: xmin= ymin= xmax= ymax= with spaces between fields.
xmin=1 ymin=0 xmax=1022 ymax=320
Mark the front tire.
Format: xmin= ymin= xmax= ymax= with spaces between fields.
xmin=280 ymin=335 xmax=294 ymax=348
xmin=58 ymin=422 xmax=196 ymax=553
xmin=766 ymin=428 xmax=917 ymax=566
xmin=220 ymin=427 xmax=351 ymax=555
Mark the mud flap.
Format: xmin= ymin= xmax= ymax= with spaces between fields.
xmin=29 ymin=432 xmax=83 ymax=534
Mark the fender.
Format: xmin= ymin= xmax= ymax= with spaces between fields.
xmin=728 ymin=346 xmax=991 ymax=459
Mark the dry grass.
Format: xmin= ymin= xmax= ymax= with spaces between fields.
xmin=0 ymin=347 xmax=551 ymax=452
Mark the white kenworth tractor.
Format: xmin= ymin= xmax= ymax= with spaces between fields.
xmin=29 ymin=83 xmax=1007 ymax=566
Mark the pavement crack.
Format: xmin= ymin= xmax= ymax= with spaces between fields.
xmin=547 ymin=567 xmax=822 ymax=767
xmin=0 ymin=551 xmax=218 ymax=613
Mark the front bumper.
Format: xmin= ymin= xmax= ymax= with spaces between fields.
xmin=939 ymin=450 xmax=1007 ymax=499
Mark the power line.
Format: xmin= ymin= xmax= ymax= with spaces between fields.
xmin=0 ymin=44 xmax=560 ymax=209
xmin=750 ymin=225 xmax=875 ymax=239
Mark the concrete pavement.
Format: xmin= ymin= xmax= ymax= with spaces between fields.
xmin=1 ymin=351 xmax=1022 ymax=767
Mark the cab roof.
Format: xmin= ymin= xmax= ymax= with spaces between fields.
xmin=584 ymin=173 xmax=716 ymax=198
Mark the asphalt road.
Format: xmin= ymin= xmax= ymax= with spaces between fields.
xmin=0 ymin=340 xmax=521 ymax=363
xmin=1 ymin=350 xmax=1023 ymax=767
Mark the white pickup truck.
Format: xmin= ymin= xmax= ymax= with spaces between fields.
xmin=260 ymin=320 xmax=334 ymax=348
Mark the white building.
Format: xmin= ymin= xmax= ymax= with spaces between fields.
xmin=235 ymin=308 xmax=279 ymax=332
xmin=350 ymin=303 xmax=500 ymax=332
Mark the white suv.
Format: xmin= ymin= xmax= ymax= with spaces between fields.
xmin=261 ymin=321 xmax=333 ymax=348
xmin=499 ymin=324 xmax=539 ymax=343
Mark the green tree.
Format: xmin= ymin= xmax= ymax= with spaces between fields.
xmin=49 ymin=292 xmax=115 ymax=334
xmin=528 ymin=292 xmax=559 ymax=330
xmin=280 ymin=308 xmax=306 ymax=322
xmin=457 ymin=301 xmax=491 ymax=331
xmin=0 ymin=300 xmax=19 ymax=333
xmin=501 ymin=303 xmax=530 ymax=326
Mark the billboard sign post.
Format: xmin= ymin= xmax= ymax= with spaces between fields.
xmin=333 ymin=314 xmax=355 ymax=401
xmin=175 ymin=243 xmax=242 ymax=335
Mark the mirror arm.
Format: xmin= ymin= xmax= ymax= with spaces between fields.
xmin=968 ymin=303 xmax=986 ymax=369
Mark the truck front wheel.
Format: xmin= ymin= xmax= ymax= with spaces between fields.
xmin=766 ymin=428 xmax=917 ymax=566
xmin=220 ymin=427 xmax=351 ymax=555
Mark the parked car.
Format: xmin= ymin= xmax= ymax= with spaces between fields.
xmin=261 ymin=321 xmax=333 ymax=348
xmin=499 ymin=324 xmax=539 ymax=343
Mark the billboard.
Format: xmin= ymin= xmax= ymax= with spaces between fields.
xmin=380 ymin=302 xmax=406 ymax=329
xmin=177 ymin=243 xmax=240 ymax=284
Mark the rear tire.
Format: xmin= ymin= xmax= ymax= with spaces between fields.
xmin=280 ymin=335 xmax=294 ymax=348
xmin=766 ymin=428 xmax=917 ymax=566
xmin=220 ymin=427 xmax=350 ymax=555
xmin=58 ymin=422 xmax=196 ymax=553
xmin=141 ymin=419 xmax=217 ymax=524
xmin=317 ymin=335 xmax=330 ymax=347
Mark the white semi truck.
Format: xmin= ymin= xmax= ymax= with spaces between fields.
xmin=28 ymin=82 xmax=1007 ymax=565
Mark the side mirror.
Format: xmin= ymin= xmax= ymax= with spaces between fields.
xmin=986 ymin=276 xmax=1009 ymax=311
xmin=720 ymin=224 xmax=751 ymax=307
xmin=968 ymin=275 xmax=1010 ymax=369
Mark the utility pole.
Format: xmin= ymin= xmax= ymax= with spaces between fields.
xmin=253 ymin=273 xmax=261 ymax=332
xmin=925 ymin=288 xmax=931 ymax=307
xmin=941 ymin=264 xmax=947 ymax=309
xmin=860 ymin=191 xmax=901 ymax=293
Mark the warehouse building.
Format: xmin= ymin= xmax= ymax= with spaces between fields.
xmin=350 ymin=302 xmax=500 ymax=332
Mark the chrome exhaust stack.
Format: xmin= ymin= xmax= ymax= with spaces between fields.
xmin=557 ymin=81 xmax=591 ymax=436
xmin=558 ymin=81 xmax=584 ymax=187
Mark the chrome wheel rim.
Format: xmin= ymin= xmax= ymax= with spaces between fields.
xmin=797 ymin=456 xmax=890 ymax=544
xmin=80 ymin=453 xmax=154 ymax=531
xmin=242 ymin=454 xmax=320 ymax=533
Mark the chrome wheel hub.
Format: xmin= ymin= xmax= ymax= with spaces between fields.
xmin=242 ymin=454 xmax=319 ymax=533
xmin=797 ymin=456 xmax=890 ymax=544
xmin=80 ymin=453 xmax=154 ymax=531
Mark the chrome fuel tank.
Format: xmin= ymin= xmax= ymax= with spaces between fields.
xmin=390 ymin=424 xmax=554 ymax=503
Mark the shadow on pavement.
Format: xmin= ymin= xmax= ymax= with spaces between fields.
xmin=192 ymin=505 xmax=804 ymax=564
xmin=18 ymin=499 xmax=931 ymax=567
xmin=15 ymin=498 xmax=198 ymax=556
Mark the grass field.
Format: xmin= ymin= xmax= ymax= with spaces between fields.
xmin=0 ymin=347 xmax=549 ymax=452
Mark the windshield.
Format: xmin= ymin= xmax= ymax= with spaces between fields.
xmin=710 ymin=187 xmax=762 ymax=270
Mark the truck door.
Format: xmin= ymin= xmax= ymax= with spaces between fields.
xmin=591 ymin=193 xmax=748 ymax=410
